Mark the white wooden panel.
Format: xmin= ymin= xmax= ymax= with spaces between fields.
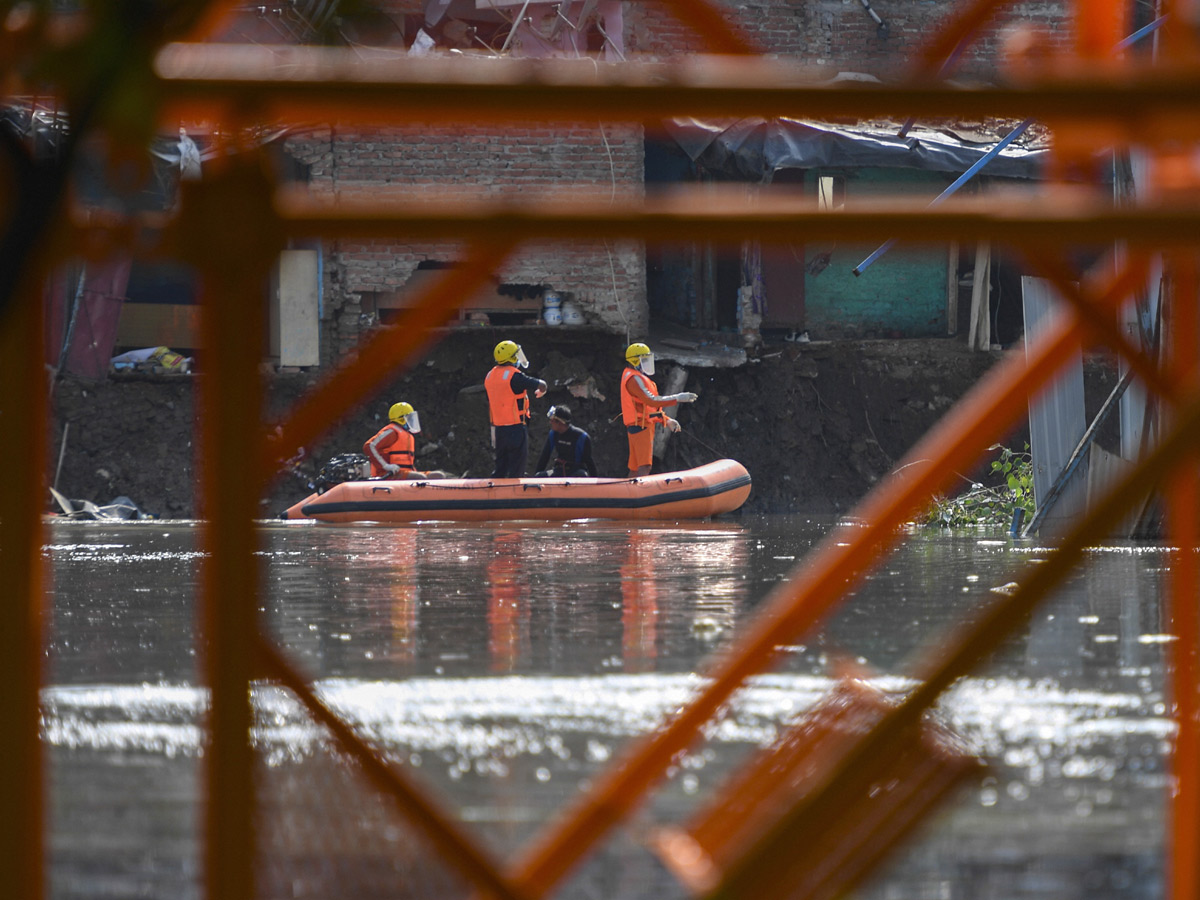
xmin=275 ymin=250 xmax=320 ymax=367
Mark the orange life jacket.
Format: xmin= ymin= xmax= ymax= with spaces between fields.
xmin=621 ymin=367 xmax=666 ymax=429
xmin=363 ymin=423 xmax=415 ymax=477
xmin=486 ymin=364 xmax=528 ymax=426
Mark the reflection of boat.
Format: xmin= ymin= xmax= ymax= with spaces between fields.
xmin=281 ymin=459 xmax=751 ymax=524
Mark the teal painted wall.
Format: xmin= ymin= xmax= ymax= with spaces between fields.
xmin=804 ymin=168 xmax=951 ymax=339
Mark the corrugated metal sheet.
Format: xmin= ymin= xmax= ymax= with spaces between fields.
xmin=1022 ymin=275 xmax=1089 ymax=536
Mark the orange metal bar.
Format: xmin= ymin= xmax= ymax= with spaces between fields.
xmin=14 ymin=10 xmax=1200 ymax=899
xmin=655 ymin=0 xmax=760 ymax=55
xmin=1169 ymin=464 xmax=1200 ymax=900
xmin=177 ymin=0 xmax=247 ymax=42
xmin=719 ymin=368 xmax=1200 ymax=900
xmin=510 ymin=259 xmax=1145 ymax=897
xmin=262 ymin=189 xmax=1200 ymax=249
xmin=254 ymin=636 xmax=531 ymax=900
xmin=1022 ymin=249 xmax=1179 ymax=402
xmin=197 ymin=269 xmax=260 ymax=900
xmin=0 ymin=274 xmax=46 ymax=900
xmin=1167 ymin=253 xmax=1200 ymax=900
xmin=151 ymin=46 xmax=1200 ymax=133
xmin=656 ymin=679 xmax=982 ymax=900
xmin=911 ymin=0 xmax=1011 ymax=77
xmin=1074 ymin=0 xmax=1126 ymax=59
xmin=263 ymin=238 xmax=518 ymax=477
xmin=186 ymin=157 xmax=283 ymax=900
xmin=1158 ymin=0 xmax=1200 ymax=60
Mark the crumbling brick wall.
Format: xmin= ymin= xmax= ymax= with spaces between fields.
xmin=293 ymin=0 xmax=1080 ymax=363
xmin=626 ymin=1 xmax=1071 ymax=81
xmin=285 ymin=121 xmax=646 ymax=359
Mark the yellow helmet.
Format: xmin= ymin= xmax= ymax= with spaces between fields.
xmin=388 ymin=402 xmax=421 ymax=433
xmin=625 ymin=342 xmax=654 ymax=375
xmin=625 ymin=342 xmax=650 ymax=364
xmin=493 ymin=339 xmax=528 ymax=368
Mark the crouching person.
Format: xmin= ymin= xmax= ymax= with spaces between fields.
xmin=534 ymin=405 xmax=597 ymax=478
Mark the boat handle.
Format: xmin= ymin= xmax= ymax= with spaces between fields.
xmin=371 ymin=486 xmax=392 ymax=494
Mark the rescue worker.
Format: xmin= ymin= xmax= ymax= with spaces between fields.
xmin=621 ymin=342 xmax=697 ymax=477
xmin=363 ymin=401 xmax=423 ymax=478
xmin=486 ymin=339 xmax=547 ymax=478
xmin=534 ymin=404 xmax=597 ymax=478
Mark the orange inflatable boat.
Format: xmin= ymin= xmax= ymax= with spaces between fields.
xmin=281 ymin=459 xmax=751 ymax=524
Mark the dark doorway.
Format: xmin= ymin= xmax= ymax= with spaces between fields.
xmin=760 ymin=168 xmax=807 ymax=332
xmin=713 ymin=250 xmax=741 ymax=331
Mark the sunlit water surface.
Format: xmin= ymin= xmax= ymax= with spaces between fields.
xmin=45 ymin=516 xmax=1172 ymax=899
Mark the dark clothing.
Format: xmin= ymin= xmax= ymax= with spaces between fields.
xmin=535 ymin=424 xmax=597 ymax=477
xmin=492 ymin=423 xmax=529 ymax=478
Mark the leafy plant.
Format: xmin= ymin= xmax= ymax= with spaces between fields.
xmin=921 ymin=443 xmax=1035 ymax=529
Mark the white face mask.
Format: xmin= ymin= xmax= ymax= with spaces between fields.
xmin=515 ymin=347 xmax=529 ymax=369
xmin=402 ymin=411 xmax=421 ymax=434
xmin=639 ymin=354 xmax=655 ymax=377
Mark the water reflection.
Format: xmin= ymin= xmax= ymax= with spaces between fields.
xmin=621 ymin=530 xmax=659 ymax=670
xmin=44 ymin=519 xmax=1172 ymax=900
xmin=387 ymin=528 xmax=419 ymax=664
xmin=487 ymin=530 xmax=528 ymax=672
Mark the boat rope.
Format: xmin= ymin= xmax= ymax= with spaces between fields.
xmin=679 ymin=428 xmax=725 ymax=462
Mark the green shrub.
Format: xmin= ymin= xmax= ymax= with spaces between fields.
xmin=921 ymin=443 xmax=1035 ymax=529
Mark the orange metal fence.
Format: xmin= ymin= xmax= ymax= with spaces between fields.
xmin=3 ymin=1 xmax=1200 ymax=899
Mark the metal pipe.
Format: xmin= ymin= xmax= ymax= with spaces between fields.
xmin=57 ymin=262 xmax=85 ymax=377
xmin=54 ymin=421 xmax=69 ymax=491
xmin=500 ymin=0 xmax=533 ymax=53
xmin=853 ymin=119 xmax=1032 ymax=276
xmin=1020 ymin=364 xmax=1137 ymax=536
xmin=859 ymin=0 xmax=889 ymax=38
xmin=1116 ymin=14 xmax=1169 ymax=50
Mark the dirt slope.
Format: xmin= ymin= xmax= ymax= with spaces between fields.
xmin=46 ymin=329 xmax=1121 ymax=520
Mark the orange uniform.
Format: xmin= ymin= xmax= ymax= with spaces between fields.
xmin=363 ymin=422 xmax=415 ymax=478
xmin=621 ymin=367 xmax=672 ymax=473
xmin=485 ymin=364 xmax=530 ymax=426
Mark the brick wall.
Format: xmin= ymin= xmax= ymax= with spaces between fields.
xmin=293 ymin=1 xmax=1078 ymax=362
xmin=284 ymin=121 xmax=645 ymax=362
xmin=626 ymin=0 xmax=1071 ymax=81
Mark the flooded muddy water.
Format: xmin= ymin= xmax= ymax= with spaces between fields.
xmin=45 ymin=517 xmax=1171 ymax=899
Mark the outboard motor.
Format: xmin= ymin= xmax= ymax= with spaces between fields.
xmin=312 ymin=453 xmax=370 ymax=494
